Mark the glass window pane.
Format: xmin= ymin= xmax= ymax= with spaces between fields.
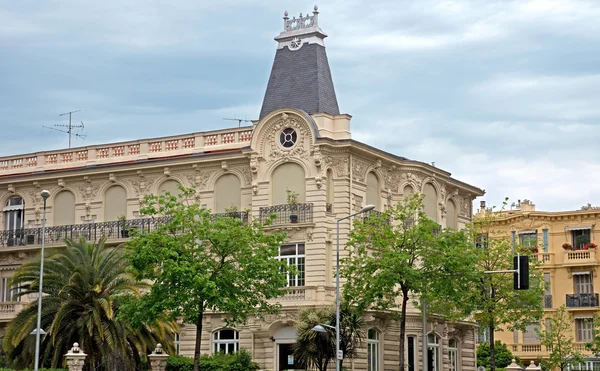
xmin=220 ymin=329 xmax=235 ymax=339
xmin=297 ymin=243 xmax=305 ymax=254
xmin=280 ymin=245 xmax=297 ymax=256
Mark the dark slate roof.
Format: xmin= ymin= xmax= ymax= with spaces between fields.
xmin=259 ymin=43 xmax=340 ymax=119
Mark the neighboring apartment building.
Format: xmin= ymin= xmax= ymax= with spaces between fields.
xmin=481 ymin=200 xmax=600 ymax=369
xmin=0 ymin=8 xmax=484 ymax=371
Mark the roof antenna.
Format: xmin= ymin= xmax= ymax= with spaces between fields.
xmin=223 ymin=117 xmax=253 ymax=128
xmin=43 ymin=110 xmax=86 ymax=148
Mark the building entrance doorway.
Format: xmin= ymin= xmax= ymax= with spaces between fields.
xmin=278 ymin=343 xmax=300 ymax=371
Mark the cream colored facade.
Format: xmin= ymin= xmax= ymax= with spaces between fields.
xmin=483 ymin=200 xmax=600 ymax=368
xmin=0 ymin=8 xmax=486 ymax=371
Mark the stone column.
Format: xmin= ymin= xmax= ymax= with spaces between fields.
xmin=64 ymin=343 xmax=87 ymax=371
xmin=506 ymin=358 xmax=524 ymax=371
xmin=148 ymin=343 xmax=169 ymax=371
xmin=525 ymin=361 xmax=542 ymax=370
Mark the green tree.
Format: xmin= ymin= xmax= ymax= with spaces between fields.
xmin=340 ymin=193 xmax=480 ymax=370
xmin=3 ymin=237 xmax=175 ymax=370
xmin=539 ymin=305 xmax=584 ymax=371
xmin=293 ymin=305 xmax=364 ymax=371
xmin=469 ymin=200 xmax=545 ymax=371
xmin=123 ymin=187 xmax=288 ymax=371
xmin=476 ymin=341 xmax=519 ymax=368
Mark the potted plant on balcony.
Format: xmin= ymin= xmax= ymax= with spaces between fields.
xmin=562 ymin=242 xmax=574 ymax=251
xmin=287 ymin=189 xmax=299 ymax=223
xmin=584 ymin=242 xmax=598 ymax=250
xmin=119 ymin=215 xmax=129 ymax=238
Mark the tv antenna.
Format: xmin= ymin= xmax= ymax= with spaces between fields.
xmin=223 ymin=117 xmax=252 ymax=127
xmin=43 ymin=110 xmax=86 ymax=148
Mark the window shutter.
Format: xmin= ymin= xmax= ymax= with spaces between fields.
xmin=543 ymin=229 xmax=549 ymax=252
xmin=513 ymin=328 xmax=519 ymax=344
xmin=512 ymin=231 xmax=516 ymax=248
xmin=522 ymin=324 xmax=541 ymax=344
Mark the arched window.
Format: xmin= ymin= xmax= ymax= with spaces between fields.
xmin=446 ymin=199 xmax=457 ymax=230
xmin=214 ymin=174 xmax=241 ymax=213
xmin=213 ymin=329 xmax=239 ymax=354
xmin=159 ymin=180 xmax=182 ymax=196
xmin=449 ymin=338 xmax=460 ymax=371
xmin=427 ymin=333 xmax=440 ymax=371
xmin=403 ymin=185 xmax=413 ymax=196
xmin=326 ymin=169 xmax=334 ymax=213
xmin=54 ymin=191 xmax=76 ymax=225
xmin=4 ymin=197 xmax=24 ymax=232
xmin=367 ymin=329 xmax=380 ymax=371
xmin=271 ymin=163 xmax=305 ymax=205
xmin=104 ymin=185 xmax=127 ymax=222
xmin=366 ymin=172 xmax=379 ymax=210
xmin=423 ymin=183 xmax=438 ymax=222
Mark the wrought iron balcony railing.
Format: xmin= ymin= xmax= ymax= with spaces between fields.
xmin=0 ymin=211 xmax=248 ymax=248
xmin=210 ymin=211 xmax=249 ymax=222
xmin=259 ymin=203 xmax=313 ymax=225
xmin=566 ymin=293 xmax=600 ymax=308
xmin=544 ymin=295 xmax=553 ymax=309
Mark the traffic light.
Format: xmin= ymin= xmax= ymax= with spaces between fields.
xmin=513 ymin=255 xmax=529 ymax=290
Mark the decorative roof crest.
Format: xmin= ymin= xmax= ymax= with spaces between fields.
xmin=283 ymin=6 xmax=319 ymax=32
xmin=276 ymin=5 xmax=326 ymax=50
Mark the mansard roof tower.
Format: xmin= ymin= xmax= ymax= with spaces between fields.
xmin=259 ymin=6 xmax=340 ymax=119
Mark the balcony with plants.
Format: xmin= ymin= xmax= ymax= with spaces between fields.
xmin=259 ymin=189 xmax=313 ymax=226
xmin=566 ymin=293 xmax=600 ymax=308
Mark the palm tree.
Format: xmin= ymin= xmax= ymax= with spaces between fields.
xmin=3 ymin=237 xmax=176 ymax=370
xmin=294 ymin=305 xmax=364 ymax=371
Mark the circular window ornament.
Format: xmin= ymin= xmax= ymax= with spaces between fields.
xmin=279 ymin=128 xmax=297 ymax=148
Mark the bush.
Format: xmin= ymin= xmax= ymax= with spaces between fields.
xmin=166 ymin=351 xmax=260 ymax=371
xmin=477 ymin=341 xmax=519 ymax=368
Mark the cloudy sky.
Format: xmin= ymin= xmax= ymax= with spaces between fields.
xmin=1 ymin=0 xmax=599 ymax=211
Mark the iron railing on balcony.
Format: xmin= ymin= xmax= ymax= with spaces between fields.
xmin=210 ymin=211 xmax=248 ymax=222
xmin=566 ymin=293 xmax=600 ymax=308
xmin=544 ymin=295 xmax=553 ymax=309
xmin=259 ymin=203 xmax=313 ymax=225
xmin=0 ymin=212 xmax=248 ymax=248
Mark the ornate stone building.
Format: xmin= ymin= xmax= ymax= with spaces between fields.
xmin=0 ymin=8 xmax=483 ymax=371
xmin=480 ymin=200 xmax=600 ymax=369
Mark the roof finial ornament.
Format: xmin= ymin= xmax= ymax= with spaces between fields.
xmin=283 ymin=11 xmax=289 ymax=31
xmin=313 ymin=5 xmax=319 ymax=25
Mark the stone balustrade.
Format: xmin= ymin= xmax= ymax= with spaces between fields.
xmin=0 ymin=127 xmax=254 ymax=176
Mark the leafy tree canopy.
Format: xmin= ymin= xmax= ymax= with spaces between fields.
xmin=122 ymin=187 xmax=288 ymax=371
xmin=477 ymin=341 xmax=519 ymax=369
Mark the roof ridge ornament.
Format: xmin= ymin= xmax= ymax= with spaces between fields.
xmin=276 ymin=5 xmax=326 ymax=50
xmin=283 ymin=5 xmax=319 ymax=32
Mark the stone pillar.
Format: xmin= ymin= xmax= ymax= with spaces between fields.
xmin=148 ymin=343 xmax=169 ymax=371
xmin=506 ymin=358 xmax=524 ymax=371
xmin=525 ymin=361 xmax=542 ymax=370
xmin=64 ymin=343 xmax=87 ymax=371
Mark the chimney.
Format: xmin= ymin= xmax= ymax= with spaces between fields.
xmin=520 ymin=199 xmax=536 ymax=212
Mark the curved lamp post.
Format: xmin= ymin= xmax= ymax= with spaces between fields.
xmin=33 ymin=189 xmax=50 ymax=371
xmin=326 ymin=204 xmax=375 ymax=371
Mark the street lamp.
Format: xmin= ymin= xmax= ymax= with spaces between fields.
xmin=333 ymin=204 xmax=375 ymax=371
xmin=311 ymin=324 xmax=335 ymax=333
xmin=34 ymin=189 xmax=50 ymax=371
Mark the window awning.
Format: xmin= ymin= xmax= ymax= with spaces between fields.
xmin=566 ymin=225 xmax=593 ymax=231
xmin=574 ymin=315 xmax=594 ymax=319
xmin=572 ymin=271 xmax=591 ymax=275
xmin=2 ymin=205 xmax=24 ymax=212
xmin=518 ymin=230 xmax=537 ymax=234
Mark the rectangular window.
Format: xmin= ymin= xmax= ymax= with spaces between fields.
xmin=513 ymin=328 xmax=519 ymax=344
xmin=407 ymin=335 xmax=416 ymax=371
xmin=522 ymin=323 xmax=541 ymax=344
xmin=0 ymin=278 xmax=18 ymax=302
xmin=519 ymin=232 xmax=538 ymax=248
xmin=545 ymin=318 xmax=552 ymax=334
xmin=278 ymin=243 xmax=305 ymax=287
xmin=576 ymin=318 xmax=593 ymax=342
xmin=476 ymin=328 xmax=489 ymax=344
xmin=574 ymin=273 xmax=593 ymax=294
xmin=573 ymin=229 xmax=591 ymax=250
xmin=542 ymin=229 xmax=549 ymax=252
xmin=475 ymin=233 xmax=488 ymax=249
xmin=512 ymin=231 xmax=516 ymax=248
xmin=544 ymin=273 xmax=551 ymax=295
xmin=174 ymin=333 xmax=180 ymax=355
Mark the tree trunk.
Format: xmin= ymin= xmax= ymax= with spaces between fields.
xmin=193 ymin=311 xmax=204 ymax=371
xmin=489 ymin=318 xmax=496 ymax=371
xmin=399 ymin=289 xmax=409 ymax=370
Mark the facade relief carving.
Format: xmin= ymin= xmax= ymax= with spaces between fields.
xmin=460 ymin=196 xmax=472 ymax=217
xmin=128 ymin=174 xmax=158 ymax=201
xmin=383 ymin=167 xmax=402 ymax=193
xmin=323 ymin=154 xmax=349 ymax=178
xmin=237 ymin=166 xmax=253 ymax=186
xmin=352 ymin=158 xmax=369 ymax=182
xmin=263 ymin=113 xmax=311 ymax=166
